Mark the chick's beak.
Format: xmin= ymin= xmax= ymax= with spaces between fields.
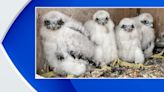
xmin=146 ymin=23 xmax=153 ymax=28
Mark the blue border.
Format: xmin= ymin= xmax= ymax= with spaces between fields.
xmin=3 ymin=0 xmax=164 ymax=92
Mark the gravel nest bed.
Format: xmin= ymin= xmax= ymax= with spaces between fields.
xmin=40 ymin=57 xmax=164 ymax=78
xmin=75 ymin=58 xmax=164 ymax=78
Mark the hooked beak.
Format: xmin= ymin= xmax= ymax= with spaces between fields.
xmin=146 ymin=23 xmax=153 ymax=28
xmin=125 ymin=26 xmax=134 ymax=32
xmin=126 ymin=28 xmax=133 ymax=32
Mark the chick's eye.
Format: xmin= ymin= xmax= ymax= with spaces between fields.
xmin=121 ymin=25 xmax=126 ymax=29
xmin=141 ymin=20 xmax=147 ymax=24
xmin=106 ymin=17 xmax=109 ymax=20
xmin=44 ymin=20 xmax=50 ymax=26
xmin=96 ymin=18 xmax=99 ymax=21
xmin=131 ymin=25 xmax=134 ymax=28
xmin=57 ymin=19 xmax=64 ymax=25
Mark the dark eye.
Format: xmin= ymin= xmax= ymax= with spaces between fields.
xmin=121 ymin=25 xmax=126 ymax=29
xmin=57 ymin=19 xmax=64 ymax=25
xmin=44 ymin=20 xmax=50 ymax=26
xmin=56 ymin=54 xmax=64 ymax=60
xmin=141 ymin=20 xmax=147 ymax=24
xmin=131 ymin=25 xmax=134 ymax=28
xmin=96 ymin=18 xmax=99 ymax=21
xmin=106 ymin=17 xmax=109 ymax=20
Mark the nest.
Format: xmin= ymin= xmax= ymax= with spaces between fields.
xmin=39 ymin=49 xmax=164 ymax=78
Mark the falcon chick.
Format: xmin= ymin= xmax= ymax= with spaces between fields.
xmin=40 ymin=11 xmax=95 ymax=76
xmin=84 ymin=10 xmax=118 ymax=67
xmin=116 ymin=18 xmax=145 ymax=64
xmin=133 ymin=13 xmax=155 ymax=58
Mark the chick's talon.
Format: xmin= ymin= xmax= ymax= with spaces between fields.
xmin=41 ymin=71 xmax=55 ymax=77
xmin=135 ymin=64 xmax=144 ymax=69
xmin=101 ymin=65 xmax=111 ymax=70
xmin=151 ymin=55 xmax=164 ymax=59
xmin=112 ymin=59 xmax=134 ymax=68
xmin=118 ymin=61 xmax=149 ymax=69
xmin=111 ymin=59 xmax=153 ymax=69
xmin=111 ymin=60 xmax=117 ymax=67
xmin=119 ymin=61 xmax=134 ymax=68
xmin=66 ymin=74 xmax=74 ymax=78
xmin=136 ymin=63 xmax=154 ymax=69
xmin=111 ymin=59 xmax=121 ymax=67
xmin=151 ymin=49 xmax=164 ymax=59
